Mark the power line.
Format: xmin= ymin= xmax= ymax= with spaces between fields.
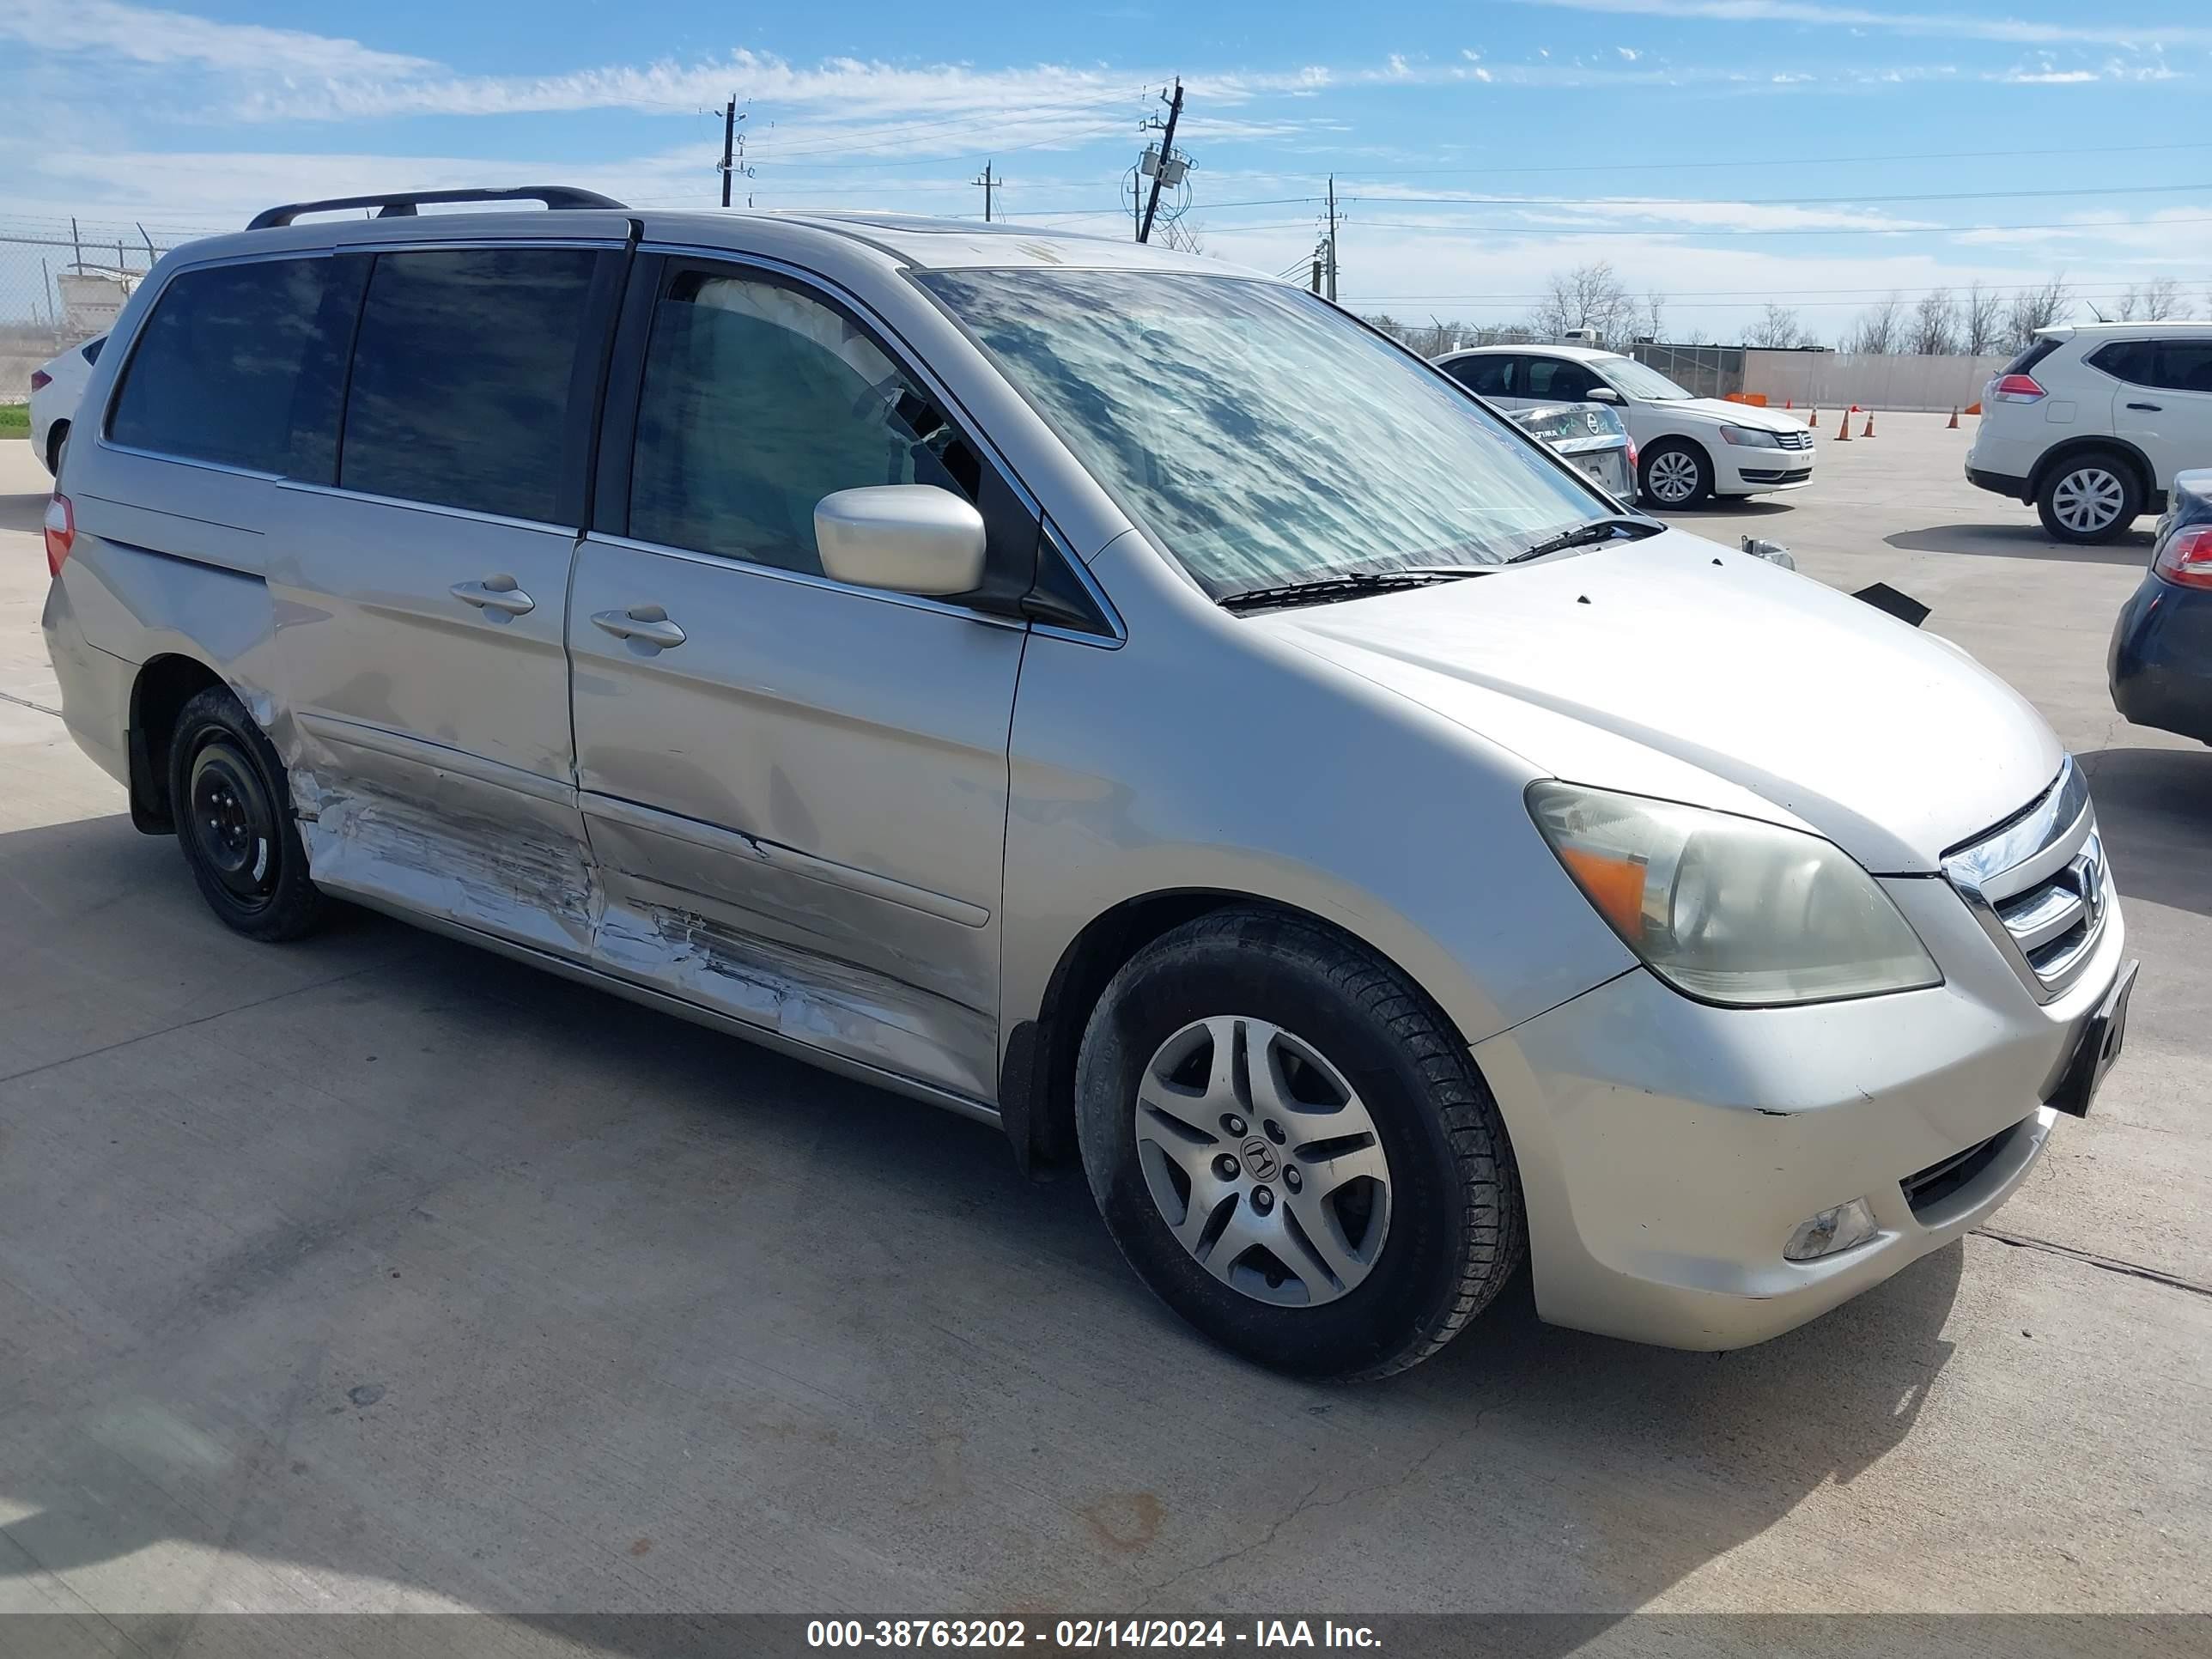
xmin=1187 ymin=214 xmax=2212 ymax=239
xmin=1344 ymin=180 xmax=2212 ymax=210
xmin=1346 ymin=139 xmax=2212 ymax=180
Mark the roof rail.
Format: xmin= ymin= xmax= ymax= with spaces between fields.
xmin=247 ymin=185 xmax=629 ymax=231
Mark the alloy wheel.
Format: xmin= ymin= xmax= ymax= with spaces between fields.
xmin=1133 ymin=1015 xmax=1393 ymax=1307
xmin=1647 ymin=450 xmax=1700 ymax=505
xmin=2052 ymin=467 xmax=2125 ymax=536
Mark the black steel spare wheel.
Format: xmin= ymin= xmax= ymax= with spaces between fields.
xmin=189 ymin=741 xmax=280 ymax=908
xmin=167 ymin=684 xmax=325 ymax=941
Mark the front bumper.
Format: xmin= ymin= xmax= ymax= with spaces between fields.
xmin=1713 ymin=445 xmax=1815 ymax=496
xmin=1472 ymin=869 xmax=2129 ymax=1350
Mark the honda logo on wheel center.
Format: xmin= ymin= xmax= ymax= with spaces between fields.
xmin=1241 ymin=1136 xmax=1279 ymax=1182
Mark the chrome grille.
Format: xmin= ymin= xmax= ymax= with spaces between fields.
xmin=1942 ymin=759 xmax=2108 ymax=1002
xmin=1773 ymin=428 xmax=1815 ymax=451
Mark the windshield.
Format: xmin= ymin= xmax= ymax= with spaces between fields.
xmin=1595 ymin=356 xmax=1695 ymax=401
xmin=919 ymin=270 xmax=1609 ymax=598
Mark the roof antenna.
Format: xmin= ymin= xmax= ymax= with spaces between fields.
xmin=2085 ymin=301 xmax=2110 ymax=323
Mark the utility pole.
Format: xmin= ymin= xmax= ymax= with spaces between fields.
xmin=974 ymin=160 xmax=997 ymax=222
xmin=1323 ymin=175 xmax=1339 ymax=302
xmin=1310 ymin=252 xmax=1322 ymax=295
xmin=1137 ymin=78 xmax=1183 ymax=245
xmin=720 ymin=96 xmax=737 ymax=207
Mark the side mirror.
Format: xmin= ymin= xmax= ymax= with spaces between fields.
xmin=1584 ymin=386 xmax=1624 ymax=405
xmin=814 ymin=485 xmax=987 ymax=598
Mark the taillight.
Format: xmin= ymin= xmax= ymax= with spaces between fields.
xmin=2155 ymin=523 xmax=2212 ymax=590
xmin=1992 ymin=374 xmax=2045 ymax=403
xmin=30 ymin=369 xmax=52 ymax=392
xmin=43 ymin=494 xmax=74 ymax=577
xmin=1626 ymin=440 xmax=1639 ymax=472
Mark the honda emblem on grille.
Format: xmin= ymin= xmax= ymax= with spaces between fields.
xmin=2072 ymin=842 xmax=2106 ymax=927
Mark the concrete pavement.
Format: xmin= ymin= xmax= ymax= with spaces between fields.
xmin=0 ymin=428 xmax=2206 ymax=1633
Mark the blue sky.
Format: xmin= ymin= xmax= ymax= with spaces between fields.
xmin=3 ymin=0 xmax=2208 ymax=339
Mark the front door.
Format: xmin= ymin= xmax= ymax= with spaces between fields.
xmin=269 ymin=242 xmax=626 ymax=955
xmin=567 ymin=255 xmax=1035 ymax=1103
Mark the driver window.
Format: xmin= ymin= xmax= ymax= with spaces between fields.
xmin=629 ymin=268 xmax=984 ymax=575
xmin=1524 ymin=356 xmax=1595 ymax=401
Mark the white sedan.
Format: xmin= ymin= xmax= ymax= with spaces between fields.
xmin=1437 ymin=343 xmax=1816 ymax=507
xmin=28 ymin=334 xmax=106 ymax=477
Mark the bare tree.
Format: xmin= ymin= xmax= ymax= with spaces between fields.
xmin=2139 ymin=276 xmax=2188 ymax=320
xmin=1961 ymin=280 xmax=2005 ymax=356
xmin=1156 ymin=217 xmax=1206 ymax=256
xmin=1910 ymin=288 xmax=1958 ymax=355
xmin=1746 ymin=303 xmax=1809 ymax=349
xmin=1847 ymin=292 xmax=1906 ymax=355
xmin=2005 ymin=274 xmax=2072 ymax=348
xmin=1678 ymin=325 xmax=1713 ymax=345
xmin=1641 ymin=289 xmax=1667 ymax=342
xmin=1530 ymin=261 xmax=1634 ymax=345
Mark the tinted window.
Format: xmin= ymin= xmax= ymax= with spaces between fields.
xmin=340 ymin=247 xmax=600 ymax=522
xmin=2152 ymin=342 xmax=2212 ymax=394
xmin=2089 ymin=340 xmax=2156 ymax=384
xmin=629 ymin=268 xmax=981 ymax=577
xmin=1445 ymin=355 xmax=1513 ymax=397
xmin=1526 ymin=356 xmax=1600 ymax=400
xmin=2002 ymin=337 xmax=2061 ymax=377
xmin=80 ymin=336 xmax=105 ymax=366
xmin=109 ymin=258 xmax=359 ymax=476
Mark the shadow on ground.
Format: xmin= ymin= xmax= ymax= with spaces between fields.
xmin=0 ymin=491 xmax=50 ymax=535
xmin=0 ymin=814 xmax=1962 ymax=1639
xmin=1883 ymin=522 xmax=2152 ymax=565
xmin=2077 ymin=744 xmax=2212 ymax=920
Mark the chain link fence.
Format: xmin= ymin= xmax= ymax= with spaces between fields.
xmin=1 ymin=219 xmax=203 ymax=401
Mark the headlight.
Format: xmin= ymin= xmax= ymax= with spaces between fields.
xmin=1718 ymin=423 xmax=1782 ymax=448
xmin=1528 ymin=782 xmax=1942 ymax=1006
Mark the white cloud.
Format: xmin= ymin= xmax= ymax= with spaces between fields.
xmin=1504 ymin=0 xmax=2212 ymax=50
xmin=1617 ymin=46 xmax=1641 ymax=59
xmin=2 ymin=0 xmax=434 ymax=77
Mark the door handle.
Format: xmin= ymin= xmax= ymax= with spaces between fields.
xmin=591 ymin=605 xmax=687 ymax=650
xmin=2125 ymin=402 xmax=2163 ymax=412
xmin=451 ymin=574 xmax=535 ymax=616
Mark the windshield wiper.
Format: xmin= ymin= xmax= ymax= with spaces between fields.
xmin=1217 ymin=567 xmax=1489 ymax=613
xmin=1505 ymin=515 xmax=1665 ymax=565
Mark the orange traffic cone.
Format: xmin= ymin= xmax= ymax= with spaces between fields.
xmin=1784 ymin=398 xmax=1794 ymax=410
xmin=1835 ymin=408 xmax=1852 ymax=441
xmin=1863 ymin=411 xmax=1876 ymax=438
xmin=1808 ymin=405 xmax=1819 ymax=428
xmin=1947 ymin=405 xmax=1960 ymax=429
xmin=1965 ymin=400 xmax=1982 ymax=416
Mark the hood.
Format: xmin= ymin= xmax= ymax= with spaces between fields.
xmin=1654 ymin=398 xmax=1811 ymax=433
xmin=1255 ymin=531 xmax=2059 ymax=872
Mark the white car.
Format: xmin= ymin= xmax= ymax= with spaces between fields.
xmin=1437 ymin=343 xmax=1817 ymax=507
xmin=1966 ymin=322 xmax=2212 ymax=544
xmin=29 ymin=334 xmax=106 ymax=477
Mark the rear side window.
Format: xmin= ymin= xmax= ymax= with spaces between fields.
xmin=2002 ymin=337 xmax=2062 ymax=378
xmin=2150 ymin=342 xmax=2212 ymax=394
xmin=108 ymin=258 xmax=360 ymax=476
xmin=2088 ymin=340 xmax=2156 ymax=384
xmin=1445 ymin=355 xmax=1514 ymax=397
xmin=629 ymin=268 xmax=982 ymax=577
xmin=80 ymin=337 xmax=104 ymax=366
xmin=340 ymin=247 xmax=601 ymax=523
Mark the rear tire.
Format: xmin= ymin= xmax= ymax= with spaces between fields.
xmin=1074 ymin=907 xmax=1523 ymax=1379
xmin=168 ymin=685 xmax=325 ymax=942
xmin=2036 ymin=450 xmax=2141 ymax=544
xmin=1640 ymin=438 xmax=1710 ymax=508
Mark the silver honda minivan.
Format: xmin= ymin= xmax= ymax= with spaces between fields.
xmin=41 ymin=187 xmax=2136 ymax=1377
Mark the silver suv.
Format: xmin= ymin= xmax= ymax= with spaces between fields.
xmin=42 ymin=187 xmax=2136 ymax=1376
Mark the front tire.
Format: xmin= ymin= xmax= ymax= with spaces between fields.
xmin=1640 ymin=438 xmax=1710 ymax=508
xmin=2037 ymin=450 xmax=2141 ymax=544
xmin=1074 ymin=908 xmax=1523 ymax=1379
xmin=168 ymin=685 xmax=325 ymax=942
